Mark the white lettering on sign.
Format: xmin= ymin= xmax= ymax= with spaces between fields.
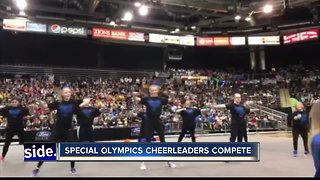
xmin=111 ymin=30 xmax=128 ymax=39
xmin=93 ymin=28 xmax=111 ymax=38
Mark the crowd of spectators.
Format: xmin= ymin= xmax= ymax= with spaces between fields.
xmin=0 ymin=65 xmax=319 ymax=133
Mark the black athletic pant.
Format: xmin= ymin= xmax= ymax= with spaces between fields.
xmin=79 ymin=126 xmax=94 ymax=142
xmin=144 ymin=116 xmax=165 ymax=143
xmin=37 ymin=129 xmax=75 ymax=169
xmin=138 ymin=121 xmax=146 ymax=142
xmin=2 ymin=128 xmax=24 ymax=157
xmin=178 ymin=125 xmax=196 ymax=142
xmin=243 ymin=124 xmax=248 ymax=142
xmin=230 ymin=123 xmax=246 ymax=143
xmin=292 ymin=126 xmax=309 ymax=152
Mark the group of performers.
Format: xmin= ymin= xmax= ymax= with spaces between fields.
xmin=2 ymin=82 xmax=319 ymax=177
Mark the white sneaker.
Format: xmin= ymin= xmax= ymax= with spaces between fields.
xmin=140 ymin=162 xmax=147 ymax=170
xmin=69 ymin=168 xmax=77 ymax=175
xmin=167 ymin=162 xmax=176 ymax=168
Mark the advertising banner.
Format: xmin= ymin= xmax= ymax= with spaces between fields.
xmin=26 ymin=22 xmax=47 ymax=33
xmin=48 ymin=24 xmax=87 ymax=37
xmin=3 ymin=19 xmax=27 ymax=31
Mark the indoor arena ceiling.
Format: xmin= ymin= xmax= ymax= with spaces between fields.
xmin=0 ymin=0 xmax=319 ymax=35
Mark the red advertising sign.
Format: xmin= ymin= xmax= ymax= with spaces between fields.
xmin=283 ymin=33 xmax=299 ymax=44
xmin=92 ymin=28 xmax=111 ymax=38
xmin=196 ymin=37 xmax=213 ymax=46
xmin=128 ymin=32 xmax=145 ymax=41
xmin=110 ymin=30 xmax=128 ymax=40
xmin=92 ymin=28 xmax=144 ymax=41
xmin=300 ymin=29 xmax=318 ymax=41
xmin=284 ymin=29 xmax=319 ymax=44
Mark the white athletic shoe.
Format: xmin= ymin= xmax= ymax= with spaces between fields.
xmin=167 ymin=162 xmax=176 ymax=168
xmin=31 ymin=168 xmax=39 ymax=177
xmin=70 ymin=168 xmax=77 ymax=175
xmin=140 ymin=162 xmax=147 ymax=170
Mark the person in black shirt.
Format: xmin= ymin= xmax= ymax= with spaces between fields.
xmin=0 ymin=97 xmax=30 ymax=160
xmin=226 ymin=93 xmax=250 ymax=142
xmin=32 ymin=87 xmax=89 ymax=177
xmin=292 ymin=102 xmax=309 ymax=157
xmin=139 ymin=84 xmax=176 ymax=170
xmin=177 ymin=101 xmax=202 ymax=143
xmin=215 ymin=93 xmax=250 ymax=143
xmin=77 ymin=100 xmax=103 ymax=142
xmin=140 ymin=85 xmax=168 ymax=143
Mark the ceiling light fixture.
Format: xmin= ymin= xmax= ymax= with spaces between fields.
xmin=16 ymin=0 xmax=27 ymax=10
xmin=139 ymin=5 xmax=149 ymax=16
xmin=110 ymin=21 xmax=115 ymax=26
xmin=263 ymin=4 xmax=273 ymax=14
xmin=235 ymin=15 xmax=241 ymax=20
xmin=122 ymin=11 xmax=133 ymax=21
xmin=134 ymin=2 xmax=141 ymax=7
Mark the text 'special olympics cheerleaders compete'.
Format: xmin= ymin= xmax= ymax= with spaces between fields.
xmin=24 ymin=142 xmax=260 ymax=162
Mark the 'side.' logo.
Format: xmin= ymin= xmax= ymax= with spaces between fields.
xmin=24 ymin=143 xmax=57 ymax=161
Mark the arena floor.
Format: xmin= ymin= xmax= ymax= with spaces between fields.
xmin=0 ymin=132 xmax=315 ymax=177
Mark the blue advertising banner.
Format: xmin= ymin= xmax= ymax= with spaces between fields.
xmin=26 ymin=22 xmax=47 ymax=33
xmin=24 ymin=142 xmax=259 ymax=162
xmin=58 ymin=142 xmax=260 ymax=162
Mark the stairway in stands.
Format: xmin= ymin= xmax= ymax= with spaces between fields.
xmin=249 ymin=103 xmax=289 ymax=130
xmin=279 ymin=88 xmax=291 ymax=108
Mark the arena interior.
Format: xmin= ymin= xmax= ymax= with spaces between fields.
xmin=0 ymin=0 xmax=320 ymax=177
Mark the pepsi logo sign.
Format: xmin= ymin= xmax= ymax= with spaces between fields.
xmin=48 ymin=24 xmax=87 ymax=36
xmin=51 ymin=24 xmax=61 ymax=33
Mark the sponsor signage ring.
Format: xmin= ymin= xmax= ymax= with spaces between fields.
xmin=50 ymin=24 xmax=86 ymax=36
